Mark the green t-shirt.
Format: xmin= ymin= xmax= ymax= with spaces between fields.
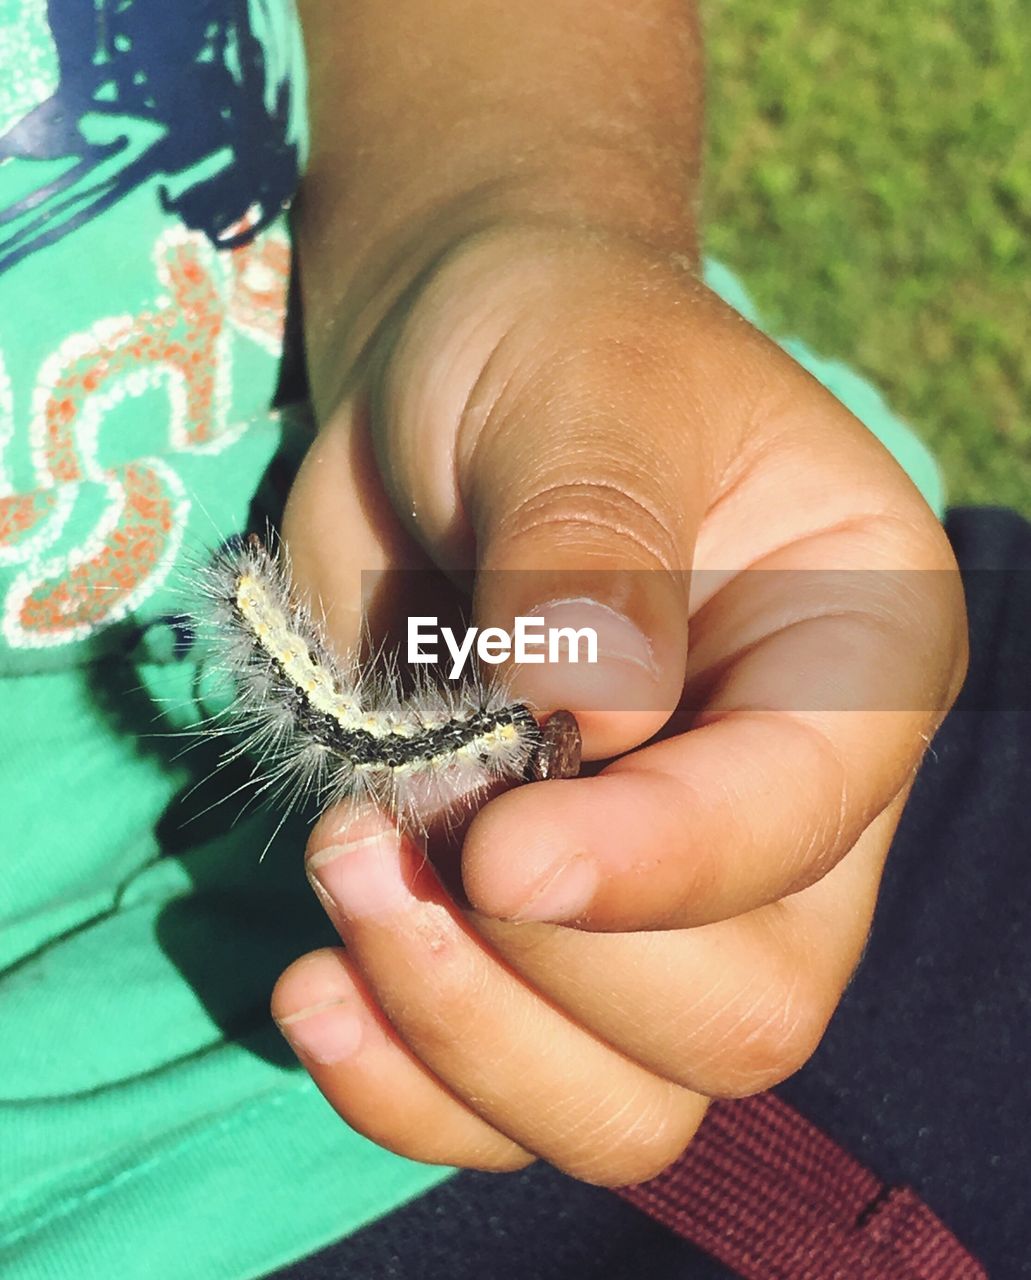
xmin=0 ymin=4 xmax=943 ymax=1278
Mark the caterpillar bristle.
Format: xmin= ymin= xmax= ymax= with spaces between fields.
xmin=188 ymin=535 xmax=564 ymax=838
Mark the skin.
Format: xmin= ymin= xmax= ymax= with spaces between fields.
xmin=269 ymin=0 xmax=968 ymax=1186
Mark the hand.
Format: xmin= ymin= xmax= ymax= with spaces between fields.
xmin=270 ymin=227 xmax=967 ymax=1185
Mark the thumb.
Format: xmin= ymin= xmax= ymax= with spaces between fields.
xmin=374 ymin=230 xmax=725 ymax=758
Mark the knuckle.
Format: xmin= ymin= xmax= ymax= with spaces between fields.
xmin=474 ymin=1149 xmax=538 ymax=1175
xmin=564 ymin=1090 xmax=702 ymax=1188
xmin=713 ymin=973 xmax=828 ymax=1097
xmin=360 ymin=1116 xmax=451 ymax=1167
xmin=492 ymin=471 xmax=681 ymax=571
xmin=386 ymin=943 xmax=493 ymax=1057
xmin=604 ymin=1132 xmax=692 ymax=1188
xmin=668 ymin=831 xmax=727 ymax=924
xmin=363 ymin=1109 xmax=526 ymax=1173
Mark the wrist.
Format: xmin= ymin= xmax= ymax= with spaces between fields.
xmin=299 ymin=172 xmax=701 ymax=423
xmin=295 ymin=0 xmax=705 ymax=417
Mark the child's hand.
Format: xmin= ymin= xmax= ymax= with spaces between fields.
xmin=269 ymin=228 xmax=967 ymax=1186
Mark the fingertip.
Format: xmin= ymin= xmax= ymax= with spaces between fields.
xmin=474 ymin=560 xmax=688 ymax=759
xmin=306 ymin=802 xmax=409 ymax=864
xmin=272 ymin=948 xmax=537 ymax=1172
xmin=271 ymin=947 xmax=352 ymax=1023
xmin=462 ymin=778 xmax=601 ymax=922
xmin=463 ymin=768 xmax=701 ymax=929
xmin=271 ymin=948 xmax=372 ymax=1068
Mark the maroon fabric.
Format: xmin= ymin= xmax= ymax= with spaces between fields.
xmin=615 ymin=1094 xmax=986 ymax=1279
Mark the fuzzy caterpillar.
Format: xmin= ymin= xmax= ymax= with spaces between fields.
xmin=192 ymin=534 xmax=581 ymax=837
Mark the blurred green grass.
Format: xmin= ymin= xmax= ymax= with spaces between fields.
xmin=701 ymin=0 xmax=1031 ymax=513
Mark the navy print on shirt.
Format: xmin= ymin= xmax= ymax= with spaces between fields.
xmin=0 ymin=0 xmax=302 ymax=274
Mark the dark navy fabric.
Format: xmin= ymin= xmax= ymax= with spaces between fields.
xmin=269 ymin=507 xmax=1031 ymax=1280
xmin=273 ymin=1161 xmax=730 ymax=1280
xmin=778 ymin=506 xmax=1031 ymax=1278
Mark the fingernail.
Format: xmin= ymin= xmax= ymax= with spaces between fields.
xmin=530 ymin=598 xmax=658 ymax=678
xmin=276 ymin=1000 xmax=364 ymax=1064
xmin=307 ymin=832 xmax=409 ymax=919
xmin=512 ymin=857 xmax=598 ymax=923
